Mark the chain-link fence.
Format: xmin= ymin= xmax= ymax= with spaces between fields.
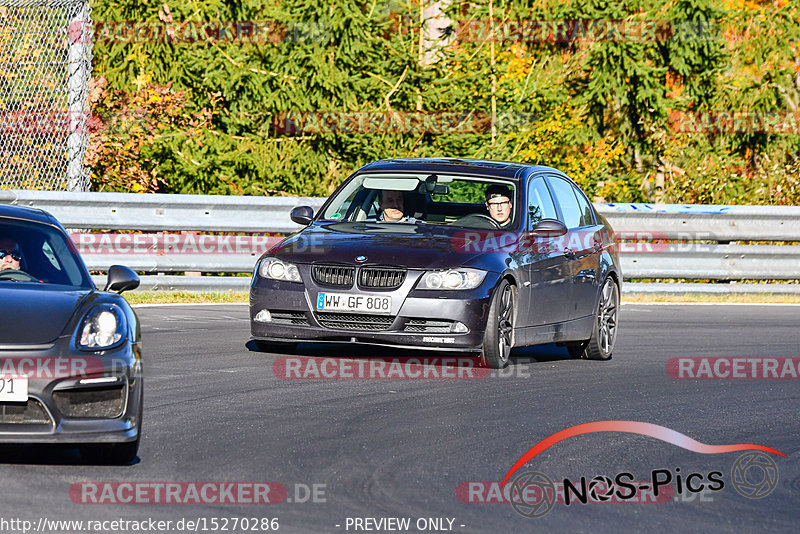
xmin=0 ymin=0 xmax=92 ymax=191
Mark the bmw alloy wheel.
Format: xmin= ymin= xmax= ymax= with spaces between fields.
xmin=482 ymin=280 xmax=516 ymax=368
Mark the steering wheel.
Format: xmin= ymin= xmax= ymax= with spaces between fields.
xmin=455 ymin=213 xmax=502 ymax=229
xmin=0 ymin=269 xmax=40 ymax=282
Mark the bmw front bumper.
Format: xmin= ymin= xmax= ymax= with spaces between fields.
xmin=250 ymin=270 xmax=498 ymax=351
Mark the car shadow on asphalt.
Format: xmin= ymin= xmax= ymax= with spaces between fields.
xmin=0 ymin=445 xmax=139 ymax=466
xmin=245 ymin=340 xmax=580 ymax=367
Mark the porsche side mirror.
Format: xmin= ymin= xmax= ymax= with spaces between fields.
xmin=290 ymin=206 xmax=314 ymax=226
xmin=531 ymin=218 xmax=568 ymax=237
xmin=104 ymin=265 xmax=140 ymax=293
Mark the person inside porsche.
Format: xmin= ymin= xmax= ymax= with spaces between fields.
xmin=0 ymin=237 xmax=22 ymax=272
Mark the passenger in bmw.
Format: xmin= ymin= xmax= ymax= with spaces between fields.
xmin=485 ymin=184 xmax=514 ymax=229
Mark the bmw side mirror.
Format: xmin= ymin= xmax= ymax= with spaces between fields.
xmin=290 ymin=206 xmax=314 ymax=226
xmin=104 ymin=265 xmax=140 ymax=293
xmin=531 ymin=218 xmax=567 ymax=237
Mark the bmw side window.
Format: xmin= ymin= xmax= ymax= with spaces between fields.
xmin=547 ymin=176 xmax=582 ymax=229
xmin=527 ymin=178 xmax=558 ymax=229
xmin=572 ymin=186 xmax=595 ymax=227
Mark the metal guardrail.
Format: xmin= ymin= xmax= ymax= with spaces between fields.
xmin=90 ymin=274 xmax=253 ymax=292
xmin=0 ymin=190 xmax=326 ymax=232
xmin=621 ymin=244 xmax=800 ymax=280
xmin=597 ymin=203 xmax=800 ymax=241
xmin=3 ymin=191 xmax=799 ymax=285
xmin=82 ymin=254 xmax=260 ymax=273
xmin=5 ymin=190 xmax=800 ymax=240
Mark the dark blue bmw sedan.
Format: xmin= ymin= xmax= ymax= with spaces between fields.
xmin=250 ymin=158 xmax=620 ymax=368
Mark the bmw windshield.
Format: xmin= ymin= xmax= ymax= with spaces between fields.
xmin=320 ymin=173 xmax=517 ymax=229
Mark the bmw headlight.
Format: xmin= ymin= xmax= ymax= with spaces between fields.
xmin=418 ymin=268 xmax=487 ymax=290
xmin=78 ymin=305 xmax=127 ymax=350
xmin=258 ymin=257 xmax=302 ymax=283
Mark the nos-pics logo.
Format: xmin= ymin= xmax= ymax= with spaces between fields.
xmin=502 ymin=421 xmax=783 ymax=519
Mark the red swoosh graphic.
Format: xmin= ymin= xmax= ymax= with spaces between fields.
xmin=501 ymin=421 xmax=785 ymax=486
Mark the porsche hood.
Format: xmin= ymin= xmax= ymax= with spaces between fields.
xmin=0 ymin=286 xmax=90 ymax=345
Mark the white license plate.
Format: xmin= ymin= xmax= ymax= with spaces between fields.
xmin=0 ymin=376 xmax=28 ymax=402
xmin=316 ymin=292 xmax=392 ymax=315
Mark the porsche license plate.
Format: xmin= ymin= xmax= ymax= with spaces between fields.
xmin=0 ymin=376 xmax=28 ymax=402
xmin=316 ymin=292 xmax=392 ymax=314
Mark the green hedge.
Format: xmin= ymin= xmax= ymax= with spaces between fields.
xmin=87 ymin=0 xmax=800 ymax=205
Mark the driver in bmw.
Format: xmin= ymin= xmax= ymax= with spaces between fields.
xmin=485 ymin=184 xmax=513 ymax=229
xmin=375 ymin=190 xmax=416 ymax=223
xmin=0 ymin=237 xmax=22 ymax=272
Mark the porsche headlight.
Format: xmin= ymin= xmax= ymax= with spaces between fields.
xmin=418 ymin=268 xmax=487 ymax=290
xmin=78 ymin=305 xmax=127 ymax=350
xmin=258 ymin=257 xmax=302 ymax=283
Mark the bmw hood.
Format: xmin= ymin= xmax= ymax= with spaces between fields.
xmin=0 ymin=285 xmax=90 ymax=345
xmin=268 ymin=222 xmax=513 ymax=270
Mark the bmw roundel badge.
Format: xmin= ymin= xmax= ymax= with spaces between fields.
xmin=355 ymin=255 xmax=367 ymax=262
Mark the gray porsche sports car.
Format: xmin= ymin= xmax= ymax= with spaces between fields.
xmin=0 ymin=204 xmax=142 ymax=463
xmin=250 ymin=158 xmax=621 ymax=368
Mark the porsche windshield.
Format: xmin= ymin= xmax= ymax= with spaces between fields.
xmin=0 ymin=219 xmax=93 ymax=288
xmin=321 ymin=174 xmax=517 ymax=228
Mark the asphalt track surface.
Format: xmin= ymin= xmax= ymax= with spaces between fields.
xmin=1 ymin=303 xmax=797 ymax=533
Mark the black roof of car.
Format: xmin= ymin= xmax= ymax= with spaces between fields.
xmin=0 ymin=203 xmax=59 ymax=226
xmin=358 ymin=158 xmax=563 ymax=181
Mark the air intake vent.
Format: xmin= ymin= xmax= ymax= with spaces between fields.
xmin=316 ymin=312 xmax=394 ymax=331
xmin=403 ymin=319 xmax=454 ymax=333
xmin=270 ymin=311 xmax=310 ymax=326
xmin=0 ymin=399 xmax=52 ymax=424
xmin=53 ymin=386 xmax=126 ymax=419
